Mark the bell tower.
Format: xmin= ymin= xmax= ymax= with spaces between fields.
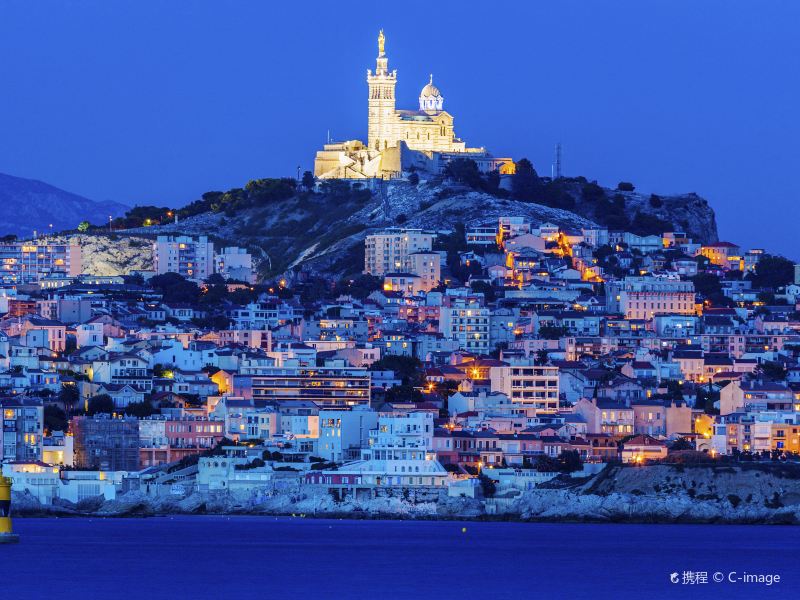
xmin=367 ymin=30 xmax=397 ymax=151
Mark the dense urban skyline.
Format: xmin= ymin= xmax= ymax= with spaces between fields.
xmin=0 ymin=1 xmax=798 ymax=259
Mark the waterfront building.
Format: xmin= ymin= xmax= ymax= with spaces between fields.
xmin=699 ymin=241 xmax=742 ymax=270
xmin=317 ymin=406 xmax=379 ymax=463
xmin=71 ymin=415 xmax=140 ymax=471
xmin=305 ymin=411 xmax=449 ymax=493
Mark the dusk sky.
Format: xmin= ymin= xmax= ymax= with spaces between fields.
xmin=0 ymin=1 xmax=797 ymax=257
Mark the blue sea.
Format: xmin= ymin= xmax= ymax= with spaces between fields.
xmin=3 ymin=516 xmax=797 ymax=599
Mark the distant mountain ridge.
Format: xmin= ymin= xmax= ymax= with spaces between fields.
xmin=0 ymin=172 xmax=128 ymax=238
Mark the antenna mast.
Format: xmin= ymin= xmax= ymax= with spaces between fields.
xmin=554 ymin=143 xmax=562 ymax=179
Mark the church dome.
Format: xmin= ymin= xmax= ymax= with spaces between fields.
xmin=419 ymin=74 xmax=443 ymax=112
xmin=420 ymin=74 xmax=441 ymax=98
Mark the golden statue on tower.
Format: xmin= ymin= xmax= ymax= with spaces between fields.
xmin=378 ymin=29 xmax=385 ymax=55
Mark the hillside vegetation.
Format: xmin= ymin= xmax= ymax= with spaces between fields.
xmin=106 ymin=162 xmax=718 ymax=280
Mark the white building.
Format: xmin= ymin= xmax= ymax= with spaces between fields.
xmin=606 ymin=276 xmax=695 ymax=320
xmin=214 ymin=247 xmax=255 ymax=283
xmin=439 ymin=300 xmax=490 ymax=354
xmin=364 ymin=228 xmax=435 ymax=276
xmin=317 ymin=406 xmax=379 ymax=463
xmin=153 ymin=235 xmax=214 ymax=281
xmin=489 ymin=361 xmax=560 ymax=414
xmin=306 ymin=411 xmax=449 ymax=489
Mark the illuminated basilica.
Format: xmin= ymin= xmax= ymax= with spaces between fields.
xmin=314 ymin=31 xmax=514 ymax=180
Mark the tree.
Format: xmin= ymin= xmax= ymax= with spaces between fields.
xmin=149 ymin=272 xmax=199 ymax=304
xmin=470 ymin=280 xmax=496 ymax=303
xmin=534 ymin=454 xmax=562 ymax=472
xmin=301 ymin=170 xmax=316 ymax=190
xmin=86 ymin=394 xmax=115 ymax=415
xmin=485 ymin=169 xmax=500 ymax=193
xmin=124 ymin=400 xmax=157 ymax=418
xmin=617 ymin=181 xmax=635 ymax=192
xmin=335 ymin=274 xmax=382 ymax=300
xmin=581 ymin=181 xmax=605 ymax=202
xmin=444 ymin=158 xmax=482 ymax=188
xmin=58 ymin=384 xmax=80 ymax=410
xmin=596 ymin=195 xmax=629 ymax=230
xmin=630 ymin=211 xmax=671 ymax=236
xmin=408 ymin=172 xmax=420 ymax=186
xmin=696 ymin=386 xmax=719 ymax=415
xmin=370 ymin=355 xmax=424 ymax=387
xmin=538 ymin=325 xmax=569 ymax=340
xmin=77 ymin=221 xmax=90 ymax=232
xmin=749 ymin=255 xmax=794 ymax=289
xmin=670 ymin=437 xmax=693 ymax=451
xmin=558 ymin=450 xmax=583 ymax=473
xmin=760 ymin=361 xmax=787 ymax=381
xmin=44 ymin=404 xmax=68 ymax=433
xmin=511 ymin=158 xmax=539 ymax=200
xmin=478 ymin=471 xmax=497 ymax=497
xmin=690 ymin=273 xmax=731 ymax=307
xmin=648 ymin=194 xmax=663 ymax=208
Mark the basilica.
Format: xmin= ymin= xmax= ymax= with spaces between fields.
xmin=314 ymin=31 xmax=514 ymax=180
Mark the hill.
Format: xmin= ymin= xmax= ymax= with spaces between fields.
xmin=0 ymin=172 xmax=129 ymax=238
xmin=113 ymin=176 xmax=718 ymax=281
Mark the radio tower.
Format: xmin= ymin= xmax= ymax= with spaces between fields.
xmin=554 ymin=143 xmax=562 ymax=179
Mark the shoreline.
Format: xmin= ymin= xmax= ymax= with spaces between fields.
xmin=12 ymin=463 xmax=800 ymax=526
xmin=13 ymin=498 xmax=799 ymax=526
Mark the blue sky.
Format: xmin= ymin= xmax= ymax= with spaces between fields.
xmin=0 ymin=1 xmax=798 ymax=257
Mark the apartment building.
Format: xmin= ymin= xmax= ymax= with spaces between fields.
xmin=0 ymin=240 xmax=81 ymax=285
xmin=153 ymin=235 xmax=214 ymax=281
xmin=405 ymin=251 xmax=441 ymax=291
xmin=214 ymin=246 xmax=255 ymax=283
xmin=438 ymin=299 xmax=490 ymax=354
xmin=489 ymin=361 xmax=560 ymax=414
xmin=71 ymin=415 xmax=140 ymax=471
xmin=606 ymin=276 xmax=695 ymax=320
xmin=363 ymin=228 xmax=435 ymax=276
xmin=1 ymin=398 xmax=44 ymax=463
xmin=244 ymin=366 xmax=371 ymax=407
xmin=699 ymin=241 xmax=742 ymax=270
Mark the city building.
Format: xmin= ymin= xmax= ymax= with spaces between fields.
xmin=606 ymin=276 xmax=695 ymax=320
xmin=153 ymin=235 xmax=214 ymax=281
xmin=439 ymin=299 xmax=490 ymax=354
xmin=0 ymin=239 xmax=81 ymax=285
xmin=214 ymin=247 xmax=255 ymax=283
xmin=1 ymin=398 xmax=44 ymax=463
xmin=489 ymin=362 xmax=560 ymax=414
xmin=364 ymin=228 xmax=435 ymax=276
xmin=71 ymin=415 xmax=140 ymax=471
xmin=240 ymin=366 xmax=371 ymax=408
